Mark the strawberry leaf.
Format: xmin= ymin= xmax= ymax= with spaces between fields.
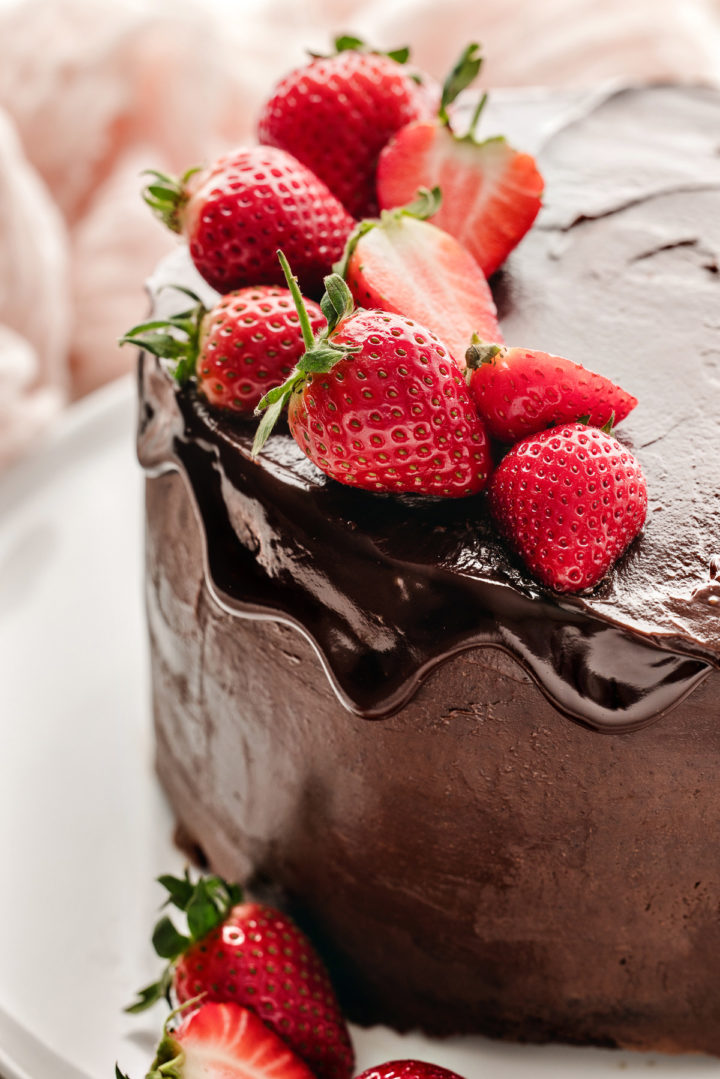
xmin=321 ymin=274 xmax=354 ymax=332
xmin=142 ymin=167 xmax=200 ymax=234
xmin=116 ymin=1065 xmax=132 ymax=1079
xmin=252 ymin=392 xmax=290 ymax=456
xmin=252 ymin=252 xmax=361 ymax=455
xmin=439 ymin=42 xmax=483 ymax=126
xmin=124 ymin=969 xmax=172 ymax=1014
xmin=334 ymin=34 xmax=365 ymax=52
xmin=158 ymin=872 xmax=194 ymax=911
xmin=120 ymin=288 xmax=206 ymax=385
xmin=386 ymin=46 xmax=410 ymax=63
xmin=152 ymin=916 xmax=190 ymax=960
xmin=186 ymin=878 xmax=227 ymax=940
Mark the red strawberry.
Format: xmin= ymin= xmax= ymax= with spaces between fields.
xmin=466 ymin=341 xmax=637 ymax=442
xmin=488 ymin=422 xmax=648 ymax=593
xmin=117 ymin=1002 xmax=317 ymax=1079
xmin=126 ymin=874 xmax=354 ymax=1079
xmin=376 ymin=45 xmax=544 ymax=276
xmin=356 ymin=1064 xmax=467 ymax=1079
xmin=253 ymin=254 xmax=492 ymax=498
xmin=339 ymin=188 xmax=503 ymax=369
xmin=143 ymin=147 xmax=354 ymax=296
xmin=122 ymin=286 xmax=324 ymax=415
xmin=258 ymin=37 xmax=437 ymax=219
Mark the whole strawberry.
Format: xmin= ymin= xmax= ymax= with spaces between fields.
xmin=122 ymin=286 xmax=324 ymax=414
xmin=488 ymin=422 xmax=648 ymax=593
xmin=466 ymin=341 xmax=637 ymax=442
xmin=126 ymin=873 xmax=354 ymax=1079
xmin=254 ymin=253 xmax=492 ymax=498
xmin=377 ymin=44 xmax=544 ymax=276
xmin=117 ymin=1001 xmax=316 ymax=1079
xmin=143 ymin=147 xmax=354 ymax=296
xmin=258 ymin=37 xmax=437 ymax=219
xmin=356 ymin=1064 xmax=467 ymax=1079
xmin=339 ymin=187 xmax=503 ymax=369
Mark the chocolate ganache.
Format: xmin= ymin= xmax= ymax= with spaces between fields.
xmin=139 ymin=86 xmax=720 ymax=1051
xmin=139 ymin=86 xmax=720 ymax=734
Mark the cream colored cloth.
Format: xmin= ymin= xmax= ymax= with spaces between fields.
xmin=1 ymin=0 xmax=719 ymax=465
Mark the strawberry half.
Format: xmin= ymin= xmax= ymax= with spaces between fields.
xmin=253 ymin=253 xmax=492 ymax=498
xmin=488 ymin=422 xmax=648 ymax=593
xmin=338 ymin=187 xmax=503 ymax=369
xmin=258 ymin=37 xmax=437 ymax=219
xmin=376 ymin=44 xmax=544 ymax=277
xmin=126 ymin=873 xmax=354 ymax=1079
xmin=117 ymin=1002 xmax=316 ymax=1079
xmin=122 ymin=285 xmax=324 ymax=414
xmin=143 ymin=147 xmax=354 ymax=296
xmin=356 ymin=1063 xmax=467 ymax=1079
xmin=466 ymin=341 xmax=637 ymax=442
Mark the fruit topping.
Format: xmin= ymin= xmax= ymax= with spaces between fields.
xmin=143 ymin=147 xmax=354 ymax=296
xmin=253 ymin=253 xmax=492 ymax=498
xmin=376 ymin=44 xmax=544 ymax=276
xmin=258 ymin=37 xmax=438 ymax=219
xmin=356 ymin=1063 xmax=467 ymax=1079
xmin=466 ymin=341 xmax=637 ymax=441
xmin=126 ymin=873 xmax=353 ymax=1079
xmin=118 ymin=1001 xmax=317 ymax=1079
xmin=122 ymin=286 xmax=324 ymax=414
xmin=339 ymin=187 xmax=503 ymax=368
xmin=487 ymin=422 xmax=648 ymax=592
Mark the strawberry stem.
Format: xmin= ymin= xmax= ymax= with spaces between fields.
xmin=438 ymin=42 xmax=483 ymax=127
xmin=277 ymin=250 xmax=316 ymax=350
xmin=467 ymin=92 xmax=489 ymax=141
xmin=252 ymin=253 xmax=360 ymax=457
xmin=465 ymin=340 xmax=504 ymax=369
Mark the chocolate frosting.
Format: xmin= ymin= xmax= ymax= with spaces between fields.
xmin=138 ymin=86 xmax=720 ymax=733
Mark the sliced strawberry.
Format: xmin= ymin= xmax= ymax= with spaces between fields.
xmin=377 ymin=123 xmax=543 ymax=278
xmin=340 ymin=191 xmax=503 ymax=369
xmin=466 ymin=342 xmax=637 ymax=442
xmin=376 ymin=44 xmax=544 ymax=277
xmin=125 ymin=1002 xmax=317 ymax=1079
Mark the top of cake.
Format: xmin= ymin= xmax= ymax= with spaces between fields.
xmin=139 ymin=84 xmax=720 ymax=733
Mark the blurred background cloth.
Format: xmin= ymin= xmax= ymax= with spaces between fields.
xmin=1 ymin=0 xmax=719 ymax=466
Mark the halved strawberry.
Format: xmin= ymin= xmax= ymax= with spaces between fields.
xmin=338 ymin=188 xmax=502 ymax=369
xmin=376 ymin=45 xmax=544 ymax=277
xmin=466 ymin=341 xmax=638 ymax=442
xmin=117 ymin=1001 xmax=316 ymax=1079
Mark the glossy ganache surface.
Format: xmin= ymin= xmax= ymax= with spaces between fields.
xmin=138 ymin=86 xmax=720 ymax=733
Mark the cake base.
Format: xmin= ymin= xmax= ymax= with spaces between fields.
xmin=147 ymin=469 xmax=720 ymax=1054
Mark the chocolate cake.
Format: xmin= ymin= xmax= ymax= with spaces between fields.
xmin=137 ymin=87 xmax=720 ymax=1054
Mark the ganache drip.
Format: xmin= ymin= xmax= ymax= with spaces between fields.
xmin=137 ymin=85 xmax=720 ymax=733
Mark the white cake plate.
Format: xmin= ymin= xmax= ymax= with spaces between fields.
xmin=0 ymin=377 xmax=717 ymax=1079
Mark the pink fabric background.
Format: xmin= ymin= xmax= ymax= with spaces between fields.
xmin=1 ymin=0 xmax=719 ymax=466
